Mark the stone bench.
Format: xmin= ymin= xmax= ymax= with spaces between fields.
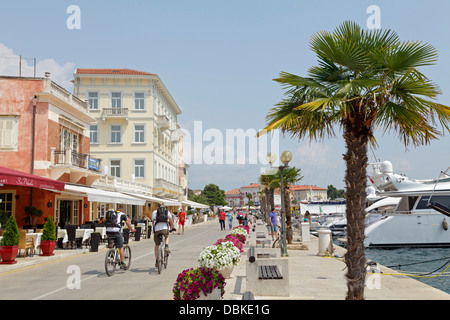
xmin=246 ymin=246 xmax=290 ymax=297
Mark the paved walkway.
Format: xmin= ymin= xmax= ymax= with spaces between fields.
xmin=2 ymin=220 xmax=448 ymax=300
xmin=223 ymin=232 xmax=449 ymax=300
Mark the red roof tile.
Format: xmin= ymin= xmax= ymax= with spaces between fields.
xmin=75 ymin=68 xmax=156 ymax=76
xmin=290 ymin=185 xmax=327 ymax=191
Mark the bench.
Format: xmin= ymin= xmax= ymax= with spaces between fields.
xmin=258 ymin=265 xmax=283 ymax=279
xmin=246 ymin=246 xmax=289 ymax=297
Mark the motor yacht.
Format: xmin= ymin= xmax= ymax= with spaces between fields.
xmin=364 ymin=161 xmax=450 ymax=248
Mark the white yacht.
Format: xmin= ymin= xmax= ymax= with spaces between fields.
xmin=364 ymin=161 xmax=450 ymax=248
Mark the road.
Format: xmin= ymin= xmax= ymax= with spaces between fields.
xmin=0 ymin=219 xmax=229 ymax=300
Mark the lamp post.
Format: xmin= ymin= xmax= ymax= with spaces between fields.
xmin=267 ymin=151 xmax=292 ymax=257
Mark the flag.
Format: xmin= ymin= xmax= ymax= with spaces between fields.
xmin=319 ymin=206 xmax=323 ymax=217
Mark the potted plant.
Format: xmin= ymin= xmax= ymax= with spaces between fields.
xmin=215 ymin=235 xmax=244 ymax=253
xmin=0 ymin=215 xmax=20 ymax=264
xmin=40 ymin=216 xmax=56 ymax=256
xmin=225 ymin=233 xmax=246 ymax=245
xmin=24 ymin=205 xmax=43 ymax=227
xmin=173 ymin=267 xmax=225 ymax=300
xmin=198 ymin=241 xmax=241 ymax=278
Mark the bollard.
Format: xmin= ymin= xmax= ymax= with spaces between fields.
xmin=301 ymin=222 xmax=310 ymax=242
xmin=248 ymin=246 xmax=256 ymax=263
xmin=317 ymin=228 xmax=332 ymax=256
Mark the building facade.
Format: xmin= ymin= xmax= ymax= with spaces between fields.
xmin=73 ymin=69 xmax=187 ymax=214
xmin=290 ymin=185 xmax=328 ymax=202
xmin=0 ymin=75 xmax=100 ymax=226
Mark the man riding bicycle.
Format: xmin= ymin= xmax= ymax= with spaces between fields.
xmin=105 ymin=205 xmax=135 ymax=269
xmin=152 ymin=202 xmax=175 ymax=267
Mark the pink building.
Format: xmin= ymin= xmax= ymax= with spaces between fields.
xmin=0 ymin=75 xmax=99 ymax=227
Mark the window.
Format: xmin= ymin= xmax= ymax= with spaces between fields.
xmin=90 ymin=125 xmax=98 ymax=143
xmin=110 ymin=125 xmax=121 ymax=143
xmin=87 ymin=92 xmax=98 ymax=110
xmin=111 ymin=92 xmax=121 ymax=108
xmin=0 ymin=192 xmax=14 ymax=216
xmin=110 ymin=160 xmax=121 ymax=177
xmin=0 ymin=116 xmax=18 ymax=151
xmin=134 ymin=92 xmax=145 ymax=110
xmin=134 ymin=124 xmax=145 ymax=143
xmin=134 ymin=159 xmax=145 ymax=178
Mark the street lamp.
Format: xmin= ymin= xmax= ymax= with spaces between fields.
xmin=267 ymin=151 xmax=293 ymax=257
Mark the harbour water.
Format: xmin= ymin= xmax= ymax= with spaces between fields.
xmin=365 ymin=247 xmax=450 ymax=294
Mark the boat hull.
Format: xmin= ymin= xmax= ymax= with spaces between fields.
xmin=364 ymin=213 xmax=450 ymax=248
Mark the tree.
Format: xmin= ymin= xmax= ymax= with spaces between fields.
xmin=269 ymin=167 xmax=303 ymax=244
xmin=202 ymin=184 xmax=227 ymax=207
xmin=327 ymin=185 xmax=345 ymax=200
xmin=258 ymin=21 xmax=450 ymax=299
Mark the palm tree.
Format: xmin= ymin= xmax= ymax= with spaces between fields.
xmin=269 ymin=167 xmax=303 ymax=244
xmin=258 ymin=21 xmax=450 ymax=300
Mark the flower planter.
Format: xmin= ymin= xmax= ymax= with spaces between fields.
xmin=40 ymin=240 xmax=56 ymax=256
xmin=197 ymin=287 xmax=222 ymax=300
xmin=0 ymin=245 xmax=19 ymax=264
xmin=218 ymin=265 xmax=234 ymax=279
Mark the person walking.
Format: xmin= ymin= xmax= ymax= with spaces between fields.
xmin=227 ymin=210 xmax=233 ymax=230
xmin=269 ymin=207 xmax=278 ymax=241
xmin=178 ymin=208 xmax=186 ymax=235
xmin=218 ymin=209 xmax=226 ymax=230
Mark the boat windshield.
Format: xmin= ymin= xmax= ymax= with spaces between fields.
xmin=416 ymin=195 xmax=450 ymax=210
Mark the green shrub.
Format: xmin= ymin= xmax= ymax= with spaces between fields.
xmin=1 ymin=215 xmax=20 ymax=246
xmin=42 ymin=216 xmax=56 ymax=241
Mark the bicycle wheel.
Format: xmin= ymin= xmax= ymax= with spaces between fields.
xmin=105 ymin=249 xmax=117 ymax=276
xmin=123 ymin=245 xmax=131 ymax=270
xmin=163 ymin=247 xmax=169 ymax=269
xmin=157 ymin=246 xmax=163 ymax=274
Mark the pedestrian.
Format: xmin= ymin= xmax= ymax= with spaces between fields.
xmin=227 ymin=210 xmax=233 ymax=230
xmin=269 ymin=207 xmax=278 ymax=241
xmin=218 ymin=209 xmax=226 ymax=230
xmin=303 ymin=210 xmax=311 ymax=224
xmin=178 ymin=208 xmax=186 ymax=235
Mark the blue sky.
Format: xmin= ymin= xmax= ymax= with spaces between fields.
xmin=1 ymin=0 xmax=450 ymax=192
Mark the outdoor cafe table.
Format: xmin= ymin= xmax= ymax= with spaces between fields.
xmin=57 ymin=228 xmax=93 ymax=244
xmin=95 ymin=227 xmax=106 ymax=240
xmin=27 ymin=233 xmax=42 ymax=252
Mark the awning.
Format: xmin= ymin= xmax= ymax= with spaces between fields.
xmin=158 ymin=197 xmax=181 ymax=207
xmin=64 ymin=184 xmax=145 ymax=206
xmin=122 ymin=192 xmax=164 ymax=203
xmin=182 ymin=200 xmax=210 ymax=209
xmin=0 ymin=166 xmax=65 ymax=191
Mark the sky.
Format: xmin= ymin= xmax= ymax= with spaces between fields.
xmin=1 ymin=0 xmax=450 ymax=193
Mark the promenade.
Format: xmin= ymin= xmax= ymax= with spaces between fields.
xmin=1 ymin=218 xmax=448 ymax=300
xmin=223 ymin=228 xmax=449 ymax=300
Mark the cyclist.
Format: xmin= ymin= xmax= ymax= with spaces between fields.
xmin=152 ymin=202 xmax=175 ymax=267
xmin=105 ymin=205 xmax=135 ymax=269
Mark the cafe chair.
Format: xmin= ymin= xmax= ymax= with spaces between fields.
xmin=18 ymin=230 xmax=34 ymax=257
xmin=65 ymin=225 xmax=82 ymax=249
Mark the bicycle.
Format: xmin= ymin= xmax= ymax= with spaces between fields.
xmin=156 ymin=228 xmax=175 ymax=274
xmin=272 ymin=226 xmax=285 ymax=253
xmin=105 ymin=235 xmax=131 ymax=277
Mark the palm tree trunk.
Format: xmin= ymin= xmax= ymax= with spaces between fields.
xmin=343 ymin=111 xmax=369 ymax=300
xmin=284 ymin=187 xmax=293 ymax=244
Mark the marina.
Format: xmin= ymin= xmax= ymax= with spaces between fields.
xmin=224 ymin=230 xmax=449 ymax=300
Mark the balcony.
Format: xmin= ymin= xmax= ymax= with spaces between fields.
xmin=156 ymin=115 xmax=170 ymax=131
xmin=101 ymin=108 xmax=129 ymax=121
xmin=50 ymin=148 xmax=102 ymax=185
xmin=93 ymin=175 xmax=152 ymax=195
xmin=153 ymin=178 xmax=181 ymax=197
